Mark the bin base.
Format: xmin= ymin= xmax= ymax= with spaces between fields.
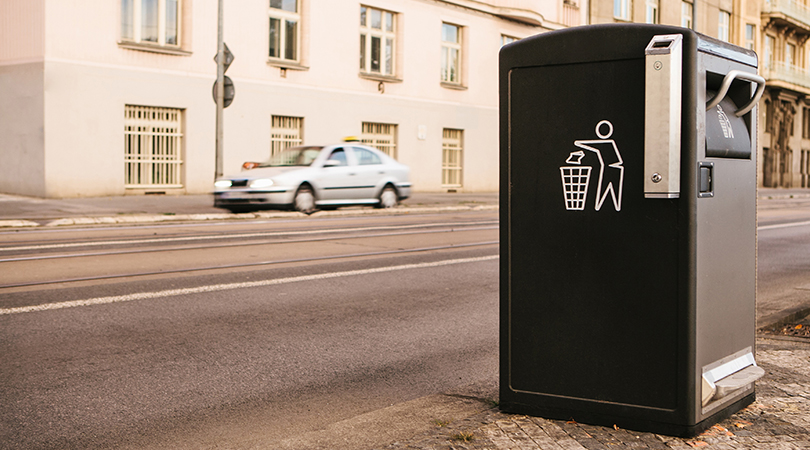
xmin=499 ymin=392 xmax=755 ymax=438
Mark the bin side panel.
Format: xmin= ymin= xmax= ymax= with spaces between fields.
xmin=506 ymin=59 xmax=681 ymax=410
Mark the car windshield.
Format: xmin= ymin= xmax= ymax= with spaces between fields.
xmin=259 ymin=146 xmax=323 ymax=167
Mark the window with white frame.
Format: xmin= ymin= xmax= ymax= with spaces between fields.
xmin=360 ymin=122 xmax=397 ymax=158
xmin=360 ymin=6 xmax=396 ymax=76
xmin=786 ymin=42 xmax=797 ymax=67
xmin=124 ymin=105 xmax=183 ymax=188
xmin=270 ymin=115 xmax=304 ymax=157
xmin=614 ymin=0 xmax=630 ymax=20
xmin=121 ymin=0 xmax=181 ymax=47
xmin=646 ymin=0 xmax=658 ymax=24
xmin=745 ymin=24 xmax=756 ymax=51
xmin=269 ymin=0 xmax=299 ymax=62
xmin=442 ymin=128 xmax=463 ymax=188
xmin=718 ymin=10 xmax=730 ymax=42
xmin=681 ymin=1 xmax=692 ymax=28
xmin=765 ymin=35 xmax=775 ymax=68
xmin=501 ymin=35 xmax=518 ymax=47
xmin=441 ymin=23 xmax=462 ymax=84
xmin=802 ymin=107 xmax=810 ymax=139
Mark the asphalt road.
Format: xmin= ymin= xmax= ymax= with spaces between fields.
xmin=0 ymin=198 xmax=808 ymax=449
xmin=0 ymin=212 xmax=500 ymax=449
xmin=756 ymin=198 xmax=810 ymax=327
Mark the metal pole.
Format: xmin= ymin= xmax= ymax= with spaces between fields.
xmin=215 ymin=0 xmax=224 ymax=178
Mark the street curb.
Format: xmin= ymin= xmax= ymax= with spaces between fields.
xmin=0 ymin=220 xmax=40 ymax=228
xmin=757 ymin=193 xmax=810 ymax=200
xmin=0 ymin=205 xmax=499 ymax=229
xmin=274 ymin=393 xmax=495 ymax=450
xmin=757 ymin=302 xmax=810 ymax=332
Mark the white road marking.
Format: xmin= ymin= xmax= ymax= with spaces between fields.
xmin=758 ymin=220 xmax=810 ymax=231
xmin=0 ymin=221 xmax=497 ymax=252
xmin=0 ymin=255 xmax=499 ymax=316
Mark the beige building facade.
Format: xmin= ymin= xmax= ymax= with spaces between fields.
xmin=760 ymin=0 xmax=810 ymax=188
xmin=591 ymin=0 xmax=810 ymax=188
xmin=0 ymin=0 xmax=585 ymax=198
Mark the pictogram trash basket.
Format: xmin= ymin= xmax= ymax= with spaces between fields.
xmin=499 ymin=24 xmax=766 ymax=437
xmin=560 ymin=166 xmax=592 ymax=211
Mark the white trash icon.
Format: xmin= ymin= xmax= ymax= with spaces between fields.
xmin=560 ymin=120 xmax=624 ymax=212
xmin=560 ymin=151 xmax=591 ymax=211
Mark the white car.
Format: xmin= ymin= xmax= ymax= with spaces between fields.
xmin=214 ymin=144 xmax=411 ymax=213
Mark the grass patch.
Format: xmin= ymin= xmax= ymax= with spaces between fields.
xmin=451 ymin=431 xmax=475 ymax=442
xmin=433 ymin=419 xmax=451 ymax=427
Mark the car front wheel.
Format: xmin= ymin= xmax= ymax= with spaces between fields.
xmin=294 ymin=185 xmax=316 ymax=214
xmin=378 ymin=185 xmax=399 ymax=208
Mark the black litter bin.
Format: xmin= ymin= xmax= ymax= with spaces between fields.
xmin=499 ymin=24 xmax=766 ymax=437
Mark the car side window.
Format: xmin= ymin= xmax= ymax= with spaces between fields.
xmin=328 ymin=149 xmax=348 ymax=166
xmin=354 ymin=147 xmax=382 ymax=165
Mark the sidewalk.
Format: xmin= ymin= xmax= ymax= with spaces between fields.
xmin=0 ymin=192 xmax=500 ymax=228
xmin=372 ymin=336 xmax=810 ymax=450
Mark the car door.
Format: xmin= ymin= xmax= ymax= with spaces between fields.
xmin=314 ymin=147 xmax=359 ymax=201
xmin=350 ymin=146 xmax=387 ymax=200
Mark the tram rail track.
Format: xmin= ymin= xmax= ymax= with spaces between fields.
xmin=0 ymin=216 xmax=500 ymax=290
xmin=0 ymin=220 xmax=498 ymax=254
xmin=0 ymin=225 xmax=498 ymax=263
xmin=0 ymin=241 xmax=498 ymax=289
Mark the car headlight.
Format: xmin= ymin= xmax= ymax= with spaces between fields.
xmin=214 ymin=180 xmax=232 ymax=188
xmin=249 ymin=178 xmax=274 ymax=188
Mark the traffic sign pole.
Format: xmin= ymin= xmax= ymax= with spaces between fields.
xmin=215 ymin=0 xmax=224 ymax=178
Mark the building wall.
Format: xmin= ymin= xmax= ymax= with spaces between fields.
xmin=1 ymin=0 xmax=561 ymax=198
xmin=759 ymin=1 xmax=810 ymax=188
xmin=0 ymin=63 xmax=45 ymax=197
xmin=589 ymin=0 xmax=809 ymax=190
xmin=0 ymin=0 xmax=46 ymax=196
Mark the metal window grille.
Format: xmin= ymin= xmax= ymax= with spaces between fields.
xmin=271 ymin=115 xmax=304 ymax=157
xmin=124 ymin=105 xmax=183 ymax=188
xmin=360 ymin=122 xmax=397 ymax=158
xmin=442 ymin=128 xmax=463 ymax=188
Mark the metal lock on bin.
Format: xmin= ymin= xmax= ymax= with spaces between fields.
xmin=499 ymin=24 xmax=765 ymax=437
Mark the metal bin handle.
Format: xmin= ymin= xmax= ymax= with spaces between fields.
xmin=705 ymin=70 xmax=766 ymax=117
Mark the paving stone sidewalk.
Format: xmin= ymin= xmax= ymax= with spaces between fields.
xmin=380 ymin=337 xmax=810 ymax=450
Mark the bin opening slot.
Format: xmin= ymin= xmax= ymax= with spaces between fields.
xmin=705 ymin=70 xmax=755 ymax=159
xmin=645 ymin=35 xmax=681 ymax=54
xmin=705 ymin=89 xmax=751 ymax=159
xmin=701 ymin=351 xmax=765 ymax=406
